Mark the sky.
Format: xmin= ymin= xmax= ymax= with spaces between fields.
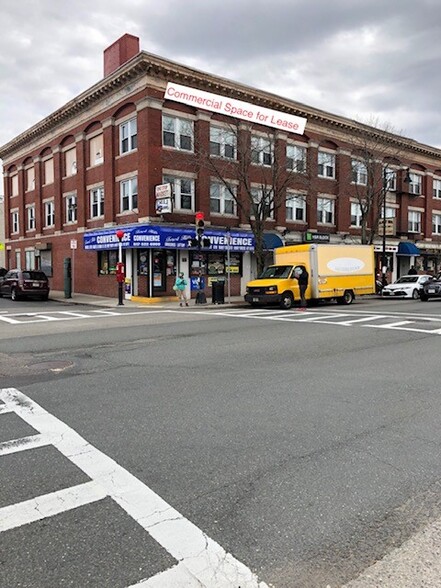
xmin=1 ymin=0 xmax=441 ymax=162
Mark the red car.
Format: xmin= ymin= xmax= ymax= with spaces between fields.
xmin=0 ymin=269 xmax=50 ymax=301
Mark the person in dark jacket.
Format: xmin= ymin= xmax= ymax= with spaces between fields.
xmin=294 ymin=266 xmax=309 ymax=308
xmin=408 ymin=265 xmax=417 ymax=275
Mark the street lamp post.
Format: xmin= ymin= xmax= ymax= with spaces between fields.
xmin=381 ymin=167 xmax=412 ymax=288
xmin=116 ymin=229 xmax=125 ymax=306
xmin=226 ymin=227 xmax=231 ymax=304
xmin=381 ymin=169 xmax=389 ymax=288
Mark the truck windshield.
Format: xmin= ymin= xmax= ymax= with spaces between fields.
xmin=258 ymin=266 xmax=293 ymax=279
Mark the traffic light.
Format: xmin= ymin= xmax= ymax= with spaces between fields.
xmin=190 ymin=212 xmax=211 ymax=248
xmin=195 ymin=211 xmax=205 ymax=238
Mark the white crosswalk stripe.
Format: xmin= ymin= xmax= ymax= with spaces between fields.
xmin=0 ymin=388 xmax=269 ymax=588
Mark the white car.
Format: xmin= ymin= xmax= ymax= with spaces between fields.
xmin=381 ymin=274 xmax=433 ymax=299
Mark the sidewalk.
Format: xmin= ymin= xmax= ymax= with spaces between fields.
xmin=49 ymin=290 xmax=247 ymax=309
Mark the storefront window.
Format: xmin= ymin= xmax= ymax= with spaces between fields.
xmin=98 ymin=250 xmax=123 ymax=275
xmin=190 ymin=251 xmax=207 ymax=276
xmin=190 ymin=251 xmax=242 ymax=277
xmin=207 ymin=253 xmax=225 ymax=276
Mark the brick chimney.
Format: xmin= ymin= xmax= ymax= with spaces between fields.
xmin=104 ymin=34 xmax=140 ymax=77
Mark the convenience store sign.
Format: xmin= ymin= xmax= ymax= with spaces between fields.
xmin=165 ymin=82 xmax=307 ymax=135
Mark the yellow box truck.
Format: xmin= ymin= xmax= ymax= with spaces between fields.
xmin=245 ymin=243 xmax=375 ymax=309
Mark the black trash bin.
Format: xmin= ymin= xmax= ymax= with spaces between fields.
xmin=211 ymin=280 xmax=225 ymax=304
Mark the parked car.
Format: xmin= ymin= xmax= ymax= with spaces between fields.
xmin=420 ymin=273 xmax=441 ymax=301
xmin=0 ymin=269 xmax=50 ymax=301
xmin=381 ymin=274 xmax=433 ymax=299
xmin=0 ymin=267 xmax=8 ymax=287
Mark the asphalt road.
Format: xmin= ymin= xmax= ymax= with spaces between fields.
xmin=1 ymin=296 xmax=441 ymax=587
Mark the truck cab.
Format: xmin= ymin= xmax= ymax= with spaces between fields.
xmin=245 ymin=264 xmax=307 ymax=309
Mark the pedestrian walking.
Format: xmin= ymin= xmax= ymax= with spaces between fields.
xmin=408 ymin=265 xmax=417 ymax=275
xmin=294 ymin=266 xmax=309 ymax=308
xmin=174 ymin=272 xmax=189 ymax=306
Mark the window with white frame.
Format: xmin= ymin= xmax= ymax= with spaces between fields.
xmin=433 ymin=213 xmax=441 ymax=235
xmin=27 ymin=206 xmax=36 ymax=231
xmin=251 ymin=136 xmax=273 ymax=166
xmin=408 ymin=173 xmax=422 ymax=195
xmin=381 ymin=206 xmax=396 ymax=219
xmin=119 ymin=117 xmax=137 ymax=154
xmin=318 ymin=151 xmax=336 ymax=178
xmin=163 ymin=175 xmax=194 ymax=211
xmin=210 ymin=182 xmax=236 ymax=215
xmin=317 ymin=197 xmax=335 ymax=224
xmin=90 ymin=187 xmax=104 ymax=218
xmin=65 ymin=194 xmax=77 ymax=223
xmin=250 ymin=187 xmax=274 ymax=218
xmin=286 ymin=192 xmax=306 ymax=222
xmin=44 ymin=201 xmax=55 ymax=227
xmin=433 ymin=178 xmax=441 ymax=199
xmin=286 ymin=144 xmax=306 ymax=173
xmin=162 ymin=115 xmax=193 ymax=151
xmin=25 ymin=250 xmax=35 ymax=270
xmin=210 ymin=126 xmax=236 ymax=159
xmin=408 ymin=210 xmax=421 ymax=233
xmin=351 ymin=160 xmax=367 ymax=185
xmin=120 ymin=177 xmax=138 ymax=212
xmin=11 ymin=211 xmax=19 ymax=233
xmin=383 ymin=168 xmax=397 ymax=191
xmin=350 ymin=202 xmax=363 ymax=227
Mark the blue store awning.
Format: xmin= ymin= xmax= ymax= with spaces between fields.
xmin=397 ymin=242 xmax=420 ymax=256
xmin=263 ymin=232 xmax=284 ymax=250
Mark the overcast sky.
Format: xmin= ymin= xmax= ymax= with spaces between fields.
xmin=1 ymin=0 xmax=441 ymax=162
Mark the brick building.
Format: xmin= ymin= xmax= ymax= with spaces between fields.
xmin=1 ymin=33 xmax=441 ymax=300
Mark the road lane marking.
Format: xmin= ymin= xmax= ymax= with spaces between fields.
xmin=0 ymin=433 xmax=50 ymax=456
xmin=0 ymin=315 xmax=21 ymax=324
xmin=0 ymin=480 xmax=107 ymax=533
xmin=339 ymin=315 xmax=388 ymax=325
xmin=0 ymin=388 xmax=269 ymax=588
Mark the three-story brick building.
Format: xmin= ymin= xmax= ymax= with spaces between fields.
xmin=1 ymin=34 xmax=441 ymax=300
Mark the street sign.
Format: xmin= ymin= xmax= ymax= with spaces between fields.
xmin=70 ymin=239 xmax=77 ymax=250
xmin=155 ymin=183 xmax=173 ymax=214
xmin=0 ymin=243 xmax=5 ymax=251
xmin=378 ymin=219 xmax=395 ymax=236
xmin=155 ymin=198 xmax=173 ymax=214
xmin=304 ymin=231 xmax=330 ymax=243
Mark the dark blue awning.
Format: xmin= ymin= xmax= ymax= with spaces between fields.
xmin=263 ymin=233 xmax=284 ymax=250
xmin=397 ymin=242 xmax=420 ymax=256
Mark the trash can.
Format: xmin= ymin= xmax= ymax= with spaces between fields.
xmin=211 ymin=280 xmax=225 ymax=304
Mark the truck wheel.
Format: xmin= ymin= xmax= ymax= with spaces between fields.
xmin=420 ymin=293 xmax=429 ymax=302
xmin=280 ymin=292 xmax=294 ymax=309
xmin=412 ymin=289 xmax=420 ymax=300
xmin=337 ymin=290 xmax=354 ymax=305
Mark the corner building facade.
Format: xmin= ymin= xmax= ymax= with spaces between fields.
xmin=2 ymin=34 xmax=441 ymax=300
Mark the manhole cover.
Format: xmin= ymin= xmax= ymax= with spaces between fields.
xmin=27 ymin=360 xmax=73 ymax=372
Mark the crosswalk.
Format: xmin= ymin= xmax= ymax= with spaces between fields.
xmin=0 ymin=387 xmax=269 ymax=588
xmin=1 ymin=306 xmax=441 ymax=335
xmin=205 ymin=307 xmax=441 ymax=335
